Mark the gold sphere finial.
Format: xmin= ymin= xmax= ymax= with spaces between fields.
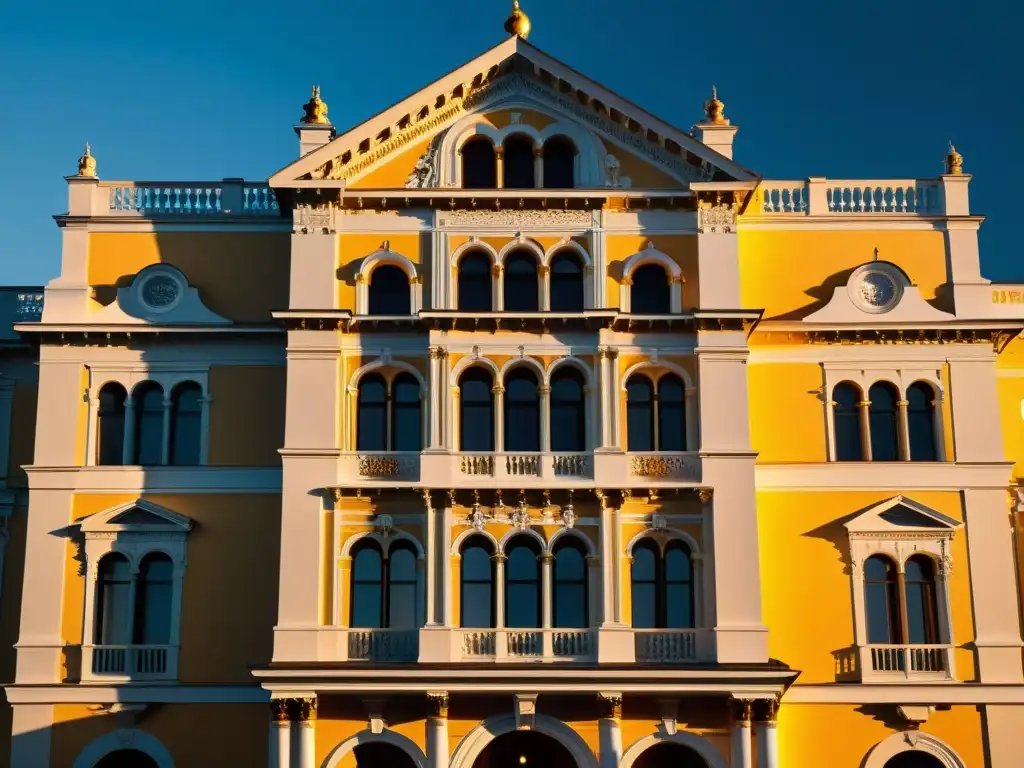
xmin=77 ymin=142 xmax=97 ymax=178
xmin=301 ymin=84 xmax=330 ymax=125
xmin=504 ymin=0 xmax=531 ymax=39
xmin=703 ymin=85 xmax=729 ymax=125
xmin=945 ymin=141 xmax=964 ymax=175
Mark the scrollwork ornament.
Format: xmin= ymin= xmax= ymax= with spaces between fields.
xmin=697 ymin=194 xmax=737 ymax=234
xmin=469 ymin=503 xmax=486 ymax=532
xmin=510 ymin=500 xmax=531 ymax=531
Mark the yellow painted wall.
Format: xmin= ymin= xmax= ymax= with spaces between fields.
xmin=758 ymin=491 xmax=975 ymax=683
xmin=349 ymin=137 xmax=434 ymax=189
xmin=63 ymin=494 xmax=280 ymax=683
xmin=606 ymin=235 xmax=698 ymax=310
xmin=87 ymin=233 xmax=290 ymax=323
xmin=614 ymin=150 xmax=685 ymax=189
xmin=748 ymin=362 xmax=827 ymax=463
xmin=207 ymin=365 xmax=286 ymax=466
xmin=738 ymin=230 xmax=950 ymax=319
xmin=485 ymin=109 xmax=555 ymax=132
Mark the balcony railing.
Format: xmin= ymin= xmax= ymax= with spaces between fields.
xmin=634 ymin=629 xmax=702 ymax=663
xmin=759 ymin=179 xmax=943 ymax=216
xmin=346 ymin=629 xmax=419 ymax=662
xmin=76 ymin=180 xmax=280 ymax=218
xmin=833 ymin=644 xmax=955 ymax=682
xmin=459 ymin=628 xmax=596 ymax=662
xmin=83 ymin=644 xmax=178 ymax=681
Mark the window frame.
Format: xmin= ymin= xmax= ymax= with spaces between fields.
xmin=628 ymin=533 xmax=701 ymax=630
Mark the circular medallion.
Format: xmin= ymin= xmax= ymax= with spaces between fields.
xmin=134 ymin=268 xmax=186 ymax=314
xmin=848 ymin=264 xmax=904 ymax=314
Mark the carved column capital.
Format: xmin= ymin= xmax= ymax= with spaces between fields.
xmin=272 ymin=696 xmax=318 ymax=722
xmin=753 ymin=696 xmax=780 ymax=725
xmin=598 ymin=692 xmax=623 ymax=719
xmin=426 ymin=691 xmax=449 ymax=719
xmin=730 ymin=697 xmax=754 ymax=725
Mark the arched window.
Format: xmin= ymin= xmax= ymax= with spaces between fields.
xmin=833 ymin=382 xmax=863 ymax=461
xmin=94 ymin=751 xmax=159 ymax=768
xmin=657 ymin=374 xmax=687 ymax=451
xmin=553 ymin=539 xmax=587 ymax=628
xmin=630 ymin=264 xmax=670 ymax=314
xmin=169 ymin=382 xmax=202 ymax=466
xmin=904 ymin=555 xmax=939 ymax=644
xmin=504 ymin=250 xmax=539 ymax=312
xmin=391 ymin=373 xmax=422 ymax=451
xmin=356 ymin=374 xmax=388 ymax=451
xmin=462 ymin=138 xmax=497 ymax=189
xmin=504 ymin=367 xmax=540 ymax=452
xmin=502 ymin=135 xmax=536 ymax=188
xmin=664 ymin=541 xmax=694 ymax=629
xmin=350 ymin=541 xmax=384 ymax=628
xmin=543 ymin=137 xmax=576 ymax=189
xmin=869 ymin=382 xmax=900 ymax=461
xmin=630 ymin=540 xmax=658 ymax=629
xmin=97 ymin=383 xmax=127 ymax=466
xmin=388 ymin=543 xmax=419 ymax=630
xmin=459 ymin=367 xmax=495 ymax=451
xmin=458 ymin=251 xmax=493 ymax=312
xmin=134 ymin=552 xmax=173 ymax=645
xmin=907 ymin=382 xmax=938 ymax=461
xmin=550 ymin=367 xmax=586 ymax=452
xmin=460 ymin=537 xmax=495 ymax=628
xmin=132 ymin=383 xmax=165 ymax=466
xmin=549 ymin=250 xmax=584 ymax=312
xmin=864 ymin=555 xmax=902 ymax=644
xmin=368 ymin=264 xmax=410 ymax=316
xmin=95 ymin=553 xmax=132 ymax=644
xmin=626 ymin=375 xmax=655 ymax=451
xmin=505 ymin=537 xmax=541 ymax=628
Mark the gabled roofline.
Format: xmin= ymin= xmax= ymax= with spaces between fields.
xmin=78 ymin=498 xmax=194 ymax=533
xmin=843 ymin=495 xmax=963 ymax=533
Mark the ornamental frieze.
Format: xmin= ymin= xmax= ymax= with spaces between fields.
xmin=438 ymin=209 xmax=593 ymax=228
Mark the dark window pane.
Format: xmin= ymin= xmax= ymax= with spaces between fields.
xmin=631 ymin=583 xmax=657 ymax=629
xmin=351 ymin=545 xmax=383 ymax=628
xmin=869 ymin=383 xmax=900 ymax=461
xmin=134 ymin=383 xmax=165 ymax=466
xmin=554 ymin=545 xmax=587 ymax=628
xmin=549 ymin=251 xmax=584 ymax=312
xmin=665 ymin=544 xmax=693 ymax=629
xmin=462 ymin=138 xmax=496 ymax=189
xmin=388 ymin=547 xmax=418 ymax=630
xmin=458 ymin=252 xmax=493 ymax=311
xmin=864 ymin=555 xmax=900 ymax=644
xmin=357 ymin=374 xmax=388 ymax=451
xmin=368 ymin=265 xmax=410 ymax=315
xmin=905 ymin=556 xmax=938 ymax=644
xmin=627 ymin=376 xmax=655 ymax=451
xmin=134 ymin=553 xmax=173 ymax=644
xmin=833 ymin=383 xmax=863 ymax=461
xmin=630 ymin=264 xmax=670 ymax=314
xmin=391 ymin=374 xmax=422 ymax=451
xmin=461 ymin=541 xmax=494 ymax=628
xmin=543 ymin=137 xmax=576 ymax=189
xmin=658 ymin=374 xmax=687 ymax=451
xmin=503 ymin=135 xmax=536 ymax=189
xmin=505 ymin=368 xmax=540 ymax=452
xmin=907 ymin=382 xmax=938 ymax=461
xmin=504 ymin=251 xmax=539 ymax=312
xmin=98 ymin=383 xmax=127 ymax=466
xmin=96 ymin=554 xmax=132 ymax=645
xmin=170 ymin=383 xmax=202 ymax=466
xmin=506 ymin=543 xmax=538 ymax=581
xmin=506 ymin=541 xmax=539 ymax=628
xmin=459 ymin=368 xmax=494 ymax=451
xmin=631 ymin=542 xmax=659 ymax=629
xmin=550 ymin=368 xmax=585 ymax=452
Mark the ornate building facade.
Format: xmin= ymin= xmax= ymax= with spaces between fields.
xmin=2 ymin=5 xmax=1024 ymax=767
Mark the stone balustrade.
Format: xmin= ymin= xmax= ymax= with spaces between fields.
xmin=82 ymin=180 xmax=280 ymax=217
xmin=759 ymin=178 xmax=944 ymax=215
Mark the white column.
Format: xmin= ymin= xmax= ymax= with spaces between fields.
xmin=160 ymin=396 xmax=173 ymax=465
xmin=857 ymin=398 xmax=873 ymax=461
xmin=442 ymin=505 xmax=454 ymax=626
xmin=597 ymin=696 xmax=623 ymax=768
xmin=896 ymin=398 xmax=910 ymax=460
xmin=597 ymin=350 xmax=611 ymax=449
xmin=82 ymin=386 xmax=99 ymax=466
xmin=608 ymin=350 xmax=621 ymax=448
xmin=685 ymin=387 xmax=699 ymax=452
xmin=612 ymin=504 xmax=624 ymax=624
xmin=425 ymin=492 xmax=438 ymax=626
xmin=598 ymin=499 xmax=615 ymax=626
xmin=493 ymin=263 xmax=504 ymax=311
xmin=426 ymin=694 xmax=450 ymax=768
xmin=731 ymin=700 xmax=753 ymax=768
xmin=533 ymin=147 xmax=544 ymax=189
xmin=199 ymin=394 xmax=213 ymax=465
xmin=756 ymin=699 xmax=779 ymax=768
xmin=538 ymin=264 xmax=550 ymax=311
xmin=268 ymin=702 xmax=291 ymax=768
xmin=539 ymin=385 xmax=551 ymax=453
xmin=493 ymin=385 xmax=505 ymax=451
xmin=541 ymin=551 xmax=554 ymax=657
xmin=122 ymin=398 xmax=136 ymax=464
xmin=291 ymin=699 xmax=316 ymax=768
xmin=932 ymin=393 xmax=947 ymax=461
xmin=493 ymin=553 xmax=506 ymax=628
xmin=428 ymin=348 xmax=442 ymax=450
xmin=450 ymin=387 xmax=460 ymax=452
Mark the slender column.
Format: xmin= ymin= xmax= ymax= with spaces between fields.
xmin=685 ymin=387 xmax=699 ymax=452
xmin=425 ymin=693 xmax=450 ymax=768
xmin=268 ymin=700 xmax=291 ymax=768
xmin=291 ymin=697 xmax=316 ymax=768
xmin=730 ymin=699 xmax=754 ymax=768
xmin=856 ymin=398 xmax=873 ymax=460
xmin=199 ymin=394 xmax=213 ymax=464
xmin=346 ymin=386 xmax=359 ymax=451
xmin=597 ymin=349 xmax=611 ymax=449
xmin=337 ymin=556 xmax=352 ymax=628
xmin=755 ymin=698 xmax=780 ymax=768
xmin=539 ymin=385 xmax=552 ymax=453
xmin=597 ymin=694 xmax=623 ymax=768
xmin=442 ymin=502 xmax=454 ymax=627
xmin=492 ymin=553 xmax=507 ymax=629
xmin=159 ymin=396 xmax=172 ymax=465
xmin=598 ymin=496 xmax=615 ymax=626
xmin=538 ymin=264 xmax=550 ymax=311
xmin=450 ymin=387 xmax=461 ymax=452
xmin=896 ymin=564 xmax=911 ymax=643
xmin=608 ymin=349 xmax=621 ymax=448
xmin=428 ymin=348 xmax=443 ymax=449
xmin=896 ymin=399 xmax=911 ymax=460
xmin=424 ymin=492 xmax=438 ymax=626
xmin=533 ymin=147 xmax=544 ymax=188
xmin=612 ymin=503 xmax=624 ymax=624
xmin=495 ymin=147 xmax=504 ymax=189
xmin=932 ymin=395 xmax=947 ymax=461
xmin=82 ymin=387 xmax=98 ymax=466
xmin=122 ymin=398 xmax=136 ymax=464
xmin=492 ymin=385 xmax=505 ymax=452
xmin=492 ymin=263 xmax=504 ymax=311
xmin=540 ymin=552 xmax=554 ymax=629
xmin=586 ymin=555 xmax=601 ymax=628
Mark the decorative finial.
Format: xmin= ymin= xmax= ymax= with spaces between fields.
xmin=945 ymin=141 xmax=964 ymax=175
xmin=77 ymin=142 xmax=97 ymax=178
xmin=504 ymin=0 xmax=531 ymax=39
xmin=301 ymin=85 xmax=330 ymax=125
xmin=703 ymin=86 xmax=729 ymax=125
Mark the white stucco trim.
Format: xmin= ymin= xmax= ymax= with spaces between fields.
xmin=862 ymin=732 xmax=965 ymax=768
xmin=497 ymin=237 xmax=545 ymax=266
xmin=621 ymin=359 xmax=693 ymax=389
xmin=547 ymin=527 xmax=596 ymax=556
xmin=356 ymin=248 xmax=422 ymax=315
xmin=450 ymin=238 xmax=499 ymax=267
xmin=321 ymin=728 xmax=428 ymax=768
xmin=619 ymin=247 xmax=683 ymax=313
xmin=451 ymin=527 xmax=500 ymax=555
xmin=359 ymin=248 xmax=419 ymax=280
xmin=449 ymin=713 xmax=599 ymax=768
xmin=498 ymin=527 xmax=547 ymax=554
xmin=619 ymin=732 xmax=726 ymax=768
xmin=546 ymin=355 xmax=594 ymax=388
xmin=340 ymin=529 xmax=425 ymax=559
xmin=498 ymin=355 xmax=547 ymax=382
xmin=72 ymin=729 xmax=174 ymax=768
xmin=544 ymin=238 xmax=593 ymax=269
xmin=450 ymin=355 xmax=502 ymax=387
xmin=348 ymin=357 xmax=427 ymax=392
xmin=625 ymin=527 xmax=702 ymax=558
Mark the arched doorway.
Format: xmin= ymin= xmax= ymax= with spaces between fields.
xmin=634 ymin=742 xmax=709 ymax=768
xmin=884 ymin=753 xmax=944 ymax=768
xmin=93 ymin=751 xmax=159 ymax=768
xmin=352 ymin=742 xmax=420 ymax=766
xmin=473 ymin=730 xmax=578 ymax=768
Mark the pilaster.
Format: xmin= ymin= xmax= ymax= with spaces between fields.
xmin=695 ymin=191 xmax=742 ymax=309
xmin=290 ymin=229 xmax=338 ymax=310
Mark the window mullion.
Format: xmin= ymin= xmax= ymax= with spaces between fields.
xmin=896 ymin=568 xmax=910 ymax=645
xmin=653 ymin=393 xmax=661 ymax=452
xmin=381 ymin=552 xmax=390 ymax=629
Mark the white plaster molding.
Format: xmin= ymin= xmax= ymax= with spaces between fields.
xmin=543 ymin=238 xmax=593 ymax=268
xmin=804 ymin=261 xmax=954 ymax=324
xmin=359 ymin=247 xmax=419 ymax=280
xmin=498 ymin=527 xmax=546 ymax=554
xmin=546 ymin=355 xmax=594 ymax=388
xmin=624 ymin=527 xmax=702 ymax=558
xmin=93 ymin=264 xmax=231 ymax=326
xmin=339 ymin=529 xmax=425 ymax=559
xmin=348 ymin=356 xmax=427 ymax=392
xmin=621 ymin=359 xmax=693 ymax=389
xmin=450 ymin=238 xmax=499 ymax=267
xmin=619 ymin=732 xmax=727 ymax=768
xmin=862 ymin=731 xmax=966 ymax=768
xmin=24 ymin=466 xmax=282 ymax=493
xmin=321 ymin=728 xmax=427 ymax=768
xmin=449 ymin=713 xmax=599 ymax=768
xmin=449 ymin=355 xmax=501 ymax=387
xmin=497 ymin=236 xmax=545 ymax=266
xmin=547 ymin=527 xmax=597 ymax=556
xmin=72 ymin=729 xmax=174 ymax=768
xmin=450 ymin=527 xmax=500 ymax=556
xmin=755 ymin=461 xmax=1013 ymax=491
xmin=5 ymin=684 xmax=269 ymax=705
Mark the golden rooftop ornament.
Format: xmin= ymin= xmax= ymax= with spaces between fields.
xmin=301 ymin=85 xmax=330 ymax=125
xmin=703 ymin=86 xmax=729 ymax=125
xmin=77 ymin=142 xmax=97 ymax=178
xmin=945 ymin=141 xmax=964 ymax=175
xmin=504 ymin=0 xmax=531 ymax=39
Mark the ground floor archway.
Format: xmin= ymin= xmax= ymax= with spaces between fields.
xmin=884 ymin=753 xmax=945 ymax=768
xmin=633 ymin=742 xmax=710 ymax=768
xmin=93 ymin=751 xmax=159 ymax=768
xmin=472 ymin=729 xmax=579 ymax=768
xmin=351 ymin=742 xmax=420 ymax=766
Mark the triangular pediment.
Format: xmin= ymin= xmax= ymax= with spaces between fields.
xmin=843 ymin=496 xmax=961 ymax=536
xmin=271 ymin=37 xmax=756 ymax=190
xmin=79 ymin=499 xmax=194 ymax=534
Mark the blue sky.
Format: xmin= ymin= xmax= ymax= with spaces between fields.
xmin=0 ymin=0 xmax=1019 ymax=286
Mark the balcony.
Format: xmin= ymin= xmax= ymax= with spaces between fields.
xmin=833 ymin=644 xmax=955 ymax=683
xmin=758 ymin=178 xmax=943 ymax=216
xmin=634 ymin=629 xmax=705 ymax=663
xmin=459 ymin=629 xmax=596 ymax=662
xmin=82 ymin=644 xmax=178 ymax=682
xmin=337 ymin=451 xmax=701 ymax=488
